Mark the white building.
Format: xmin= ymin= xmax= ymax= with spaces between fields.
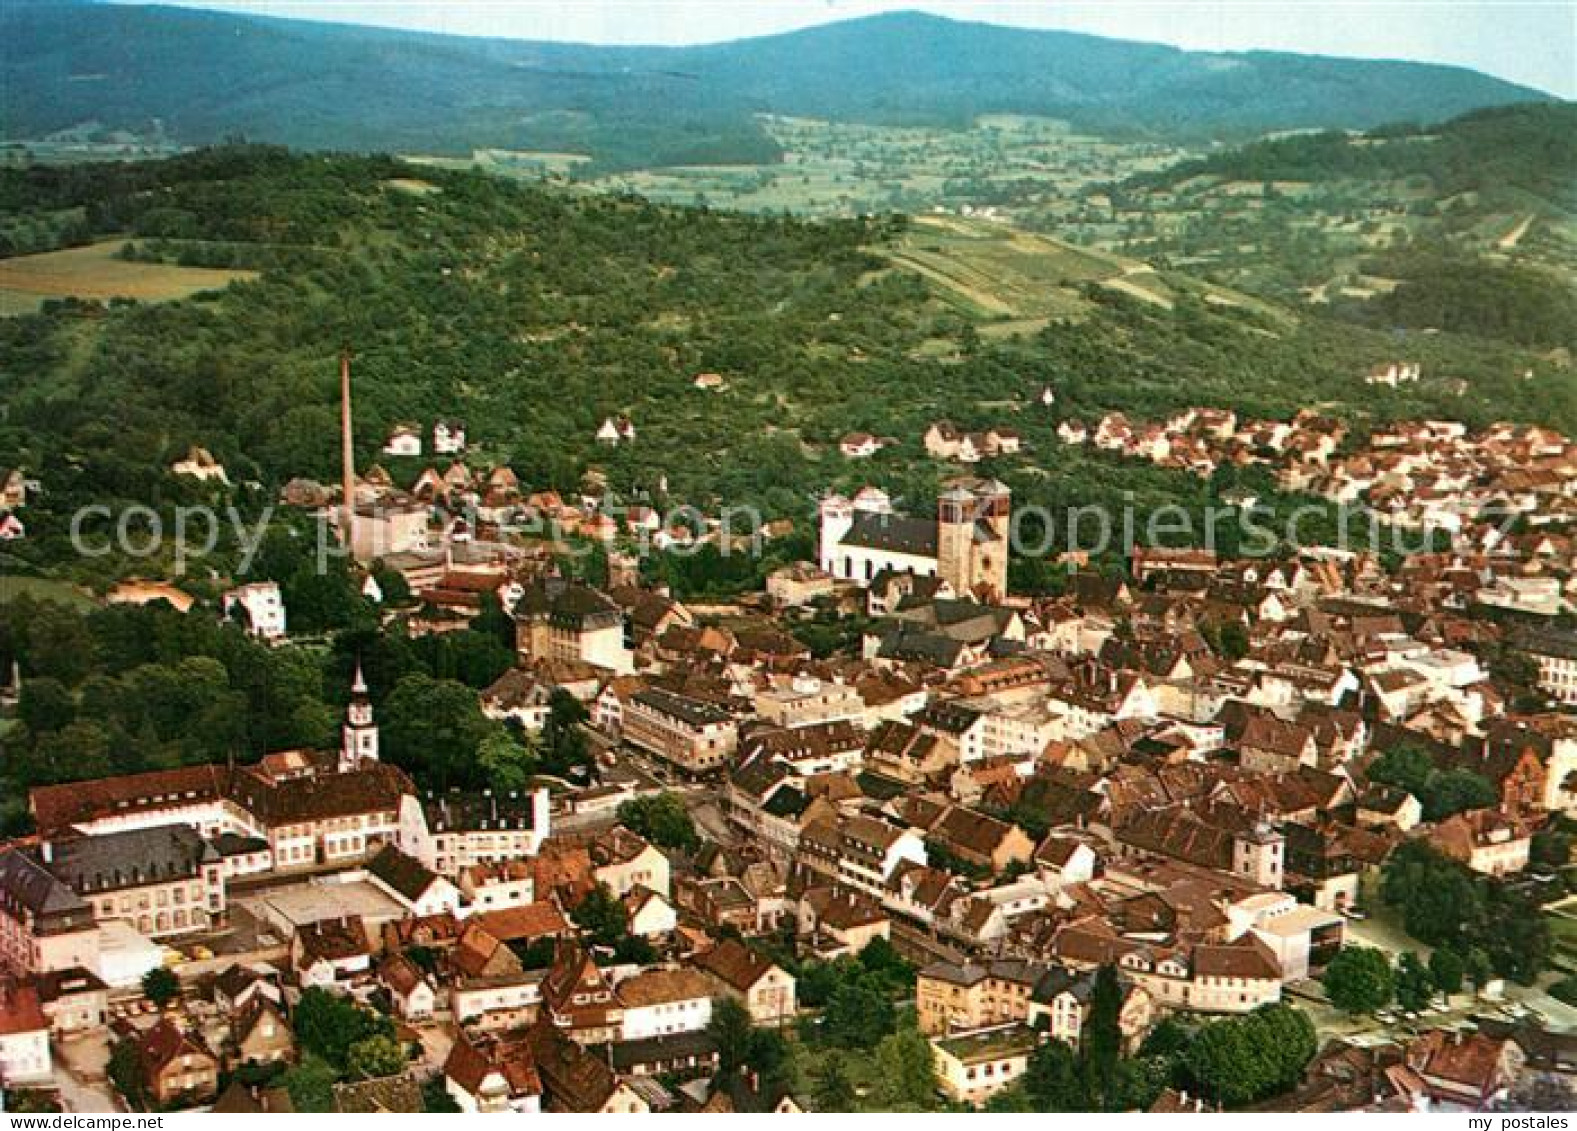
xmin=433 ymin=420 xmax=466 ymax=455
xmin=0 ymin=982 xmax=51 ymax=1085
xmin=382 ymin=426 xmax=422 ymax=458
xmin=222 ymin=582 xmax=286 ymax=639
xmin=616 ymin=968 xmax=714 ymax=1042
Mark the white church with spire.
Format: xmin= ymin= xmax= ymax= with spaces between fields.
xmin=340 ymin=662 xmax=379 ymax=772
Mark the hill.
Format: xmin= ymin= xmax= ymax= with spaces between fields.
xmin=1 ymin=5 xmax=1552 ymax=170
xmin=1 ymin=147 xmax=1571 ymax=594
xmin=1102 ymin=103 xmax=1577 ymax=344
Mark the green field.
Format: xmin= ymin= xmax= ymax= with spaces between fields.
xmin=0 ymin=574 xmax=94 ymax=608
xmin=408 ymin=114 xmax=1191 ymax=223
xmin=0 ymin=239 xmax=257 ymax=314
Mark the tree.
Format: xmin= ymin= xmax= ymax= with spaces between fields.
xmin=823 ymin=980 xmax=895 ymax=1049
xmin=870 ymin=1025 xmax=938 ymax=1112
xmin=572 ymin=883 xmax=629 ymax=950
xmin=141 ymin=966 xmax=180 ymax=1008
xmin=17 ymin=676 xmax=73 ymax=733
xmin=293 ymin=988 xmax=394 ymax=1071
xmin=380 ymin=673 xmax=493 ymax=790
xmin=1252 ymin=1003 xmax=1317 ymax=1093
xmin=370 ymin=561 xmax=412 ymax=606
xmin=1322 ymin=946 xmax=1394 ymax=1014
xmin=422 ymin=1075 xmax=462 ymax=1113
xmin=1380 ymin=840 xmax=1550 ymax=984
xmin=1530 ymin=828 xmax=1571 ymax=868
xmin=475 ymin=727 xmax=537 ymax=794
xmin=346 ymin=1034 xmax=407 ymax=1080
xmin=856 ymin=935 xmax=915 ymax=991
xmin=1463 ymin=947 xmax=1494 ymax=992
xmin=617 ymin=792 xmax=700 ymax=852
xmin=1022 ymin=1039 xmax=1089 ymax=1111
xmin=1395 ymin=951 xmax=1434 ymax=1012
xmin=542 ymin=689 xmax=592 ymax=778
xmin=1366 ymin=743 xmax=1433 ymax=797
xmin=107 ymin=1037 xmax=147 ymax=1107
xmin=1108 ymin=1055 xmax=1171 ymax=1112
xmin=1185 ymin=1005 xmax=1315 ymax=1108
xmin=283 ymin=1054 xmax=338 ymax=1113
xmin=709 ymin=996 xmax=756 ymax=1077
xmin=812 ymin=1053 xmax=857 ymax=1112
xmin=1429 ymin=948 xmax=1465 ymax=1001
xmin=1421 ymin=769 xmax=1498 ymax=821
xmin=1083 ymin=964 xmax=1123 ymax=1105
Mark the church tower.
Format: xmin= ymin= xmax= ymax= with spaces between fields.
xmin=817 ymin=494 xmax=855 ymax=579
xmin=938 ymin=479 xmax=1010 ymax=600
xmin=1232 ymin=822 xmax=1285 ymax=889
xmin=936 ymin=485 xmax=976 ymax=598
xmin=341 ymin=661 xmax=379 ymax=772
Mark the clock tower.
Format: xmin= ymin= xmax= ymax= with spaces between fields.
xmin=341 ymin=662 xmax=379 ymax=772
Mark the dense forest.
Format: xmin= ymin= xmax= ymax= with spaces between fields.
xmin=1 ymin=146 xmax=1571 ymax=593
xmin=1136 ymin=104 xmax=1577 ymax=205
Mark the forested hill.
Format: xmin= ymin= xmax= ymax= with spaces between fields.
xmin=2 ymin=147 xmax=1572 ymax=593
xmin=1132 ymin=103 xmax=1577 ymax=203
xmin=1114 ymin=103 xmax=1577 ymax=350
xmin=1 ymin=4 xmax=1552 ymax=168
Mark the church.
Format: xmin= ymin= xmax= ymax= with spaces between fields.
xmin=817 ymin=478 xmax=1010 ymax=600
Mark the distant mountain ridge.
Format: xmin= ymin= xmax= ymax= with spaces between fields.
xmin=1 ymin=4 xmax=1556 ymax=169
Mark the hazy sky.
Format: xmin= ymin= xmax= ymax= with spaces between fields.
xmin=136 ymin=1 xmax=1576 ymax=98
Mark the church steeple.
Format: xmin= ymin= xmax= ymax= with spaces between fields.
xmin=341 ymin=660 xmax=378 ymax=771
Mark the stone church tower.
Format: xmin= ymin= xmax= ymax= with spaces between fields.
xmin=937 ymin=478 xmax=1010 ymax=600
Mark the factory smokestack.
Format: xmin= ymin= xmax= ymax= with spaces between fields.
xmin=340 ymin=347 xmax=356 ymax=555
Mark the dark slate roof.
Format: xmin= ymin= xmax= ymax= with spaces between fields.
xmin=47 ymin=824 xmax=217 ymax=896
xmin=632 ymin=686 xmax=733 ymax=727
xmin=0 ymin=847 xmax=89 ymax=923
xmin=514 ymin=578 xmax=623 ymax=631
xmin=422 ymin=790 xmax=539 ymax=833
xmin=762 ymin=786 xmax=810 ymax=820
xmin=211 ymin=832 xmax=269 ymax=857
xmin=603 ymin=1029 xmax=718 ymax=1073
xmin=840 ymin=511 xmax=939 ymax=557
xmin=367 ymin=844 xmax=441 ymax=903
xmin=876 ymin=627 xmax=965 ymax=666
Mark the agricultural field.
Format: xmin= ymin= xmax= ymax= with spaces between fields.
xmin=414 ymin=114 xmax=1192 ymax=221
xmin=877 ymin=213 xmax=1279 ymax=336
xmin=403 ymin=148 xmax=592 ymax=179
xmin=0 ymin=239 xmax=256 ymax=314
xmin=0 ymin=574 xmax=94 ymax=609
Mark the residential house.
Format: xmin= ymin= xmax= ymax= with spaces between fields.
xmin=696 ymin=939 xmax=796 ymax=1027
xmin=383 ymin=425 xmax=422 ymax=458
xmin=0 ymin=981 xmax=51 ymax=1085
xmin=231 ymin=997 xmax=294 ymax=1069
xmin=379 ymin=954 xmax=437 ymax=1022
xmin=135 ymin=1018 xmax=220 ymax=1107
xmin=291 ymin=916 xmax=373 ymax=992
xmin=1429 ymin=810 xmax=1532 ymax=876
xmin=366 ymin=845 xmax=462 ymax=918
xmin=222 ymin=581 xmax=287 ymax=639
xmin=616 ymin=967 xmax=714 ymax=1042
xmin=444 ymin=1030 xmax=543 ymax=1114
xmin=931 ymin=1023 xmax=1040 ymax=1106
